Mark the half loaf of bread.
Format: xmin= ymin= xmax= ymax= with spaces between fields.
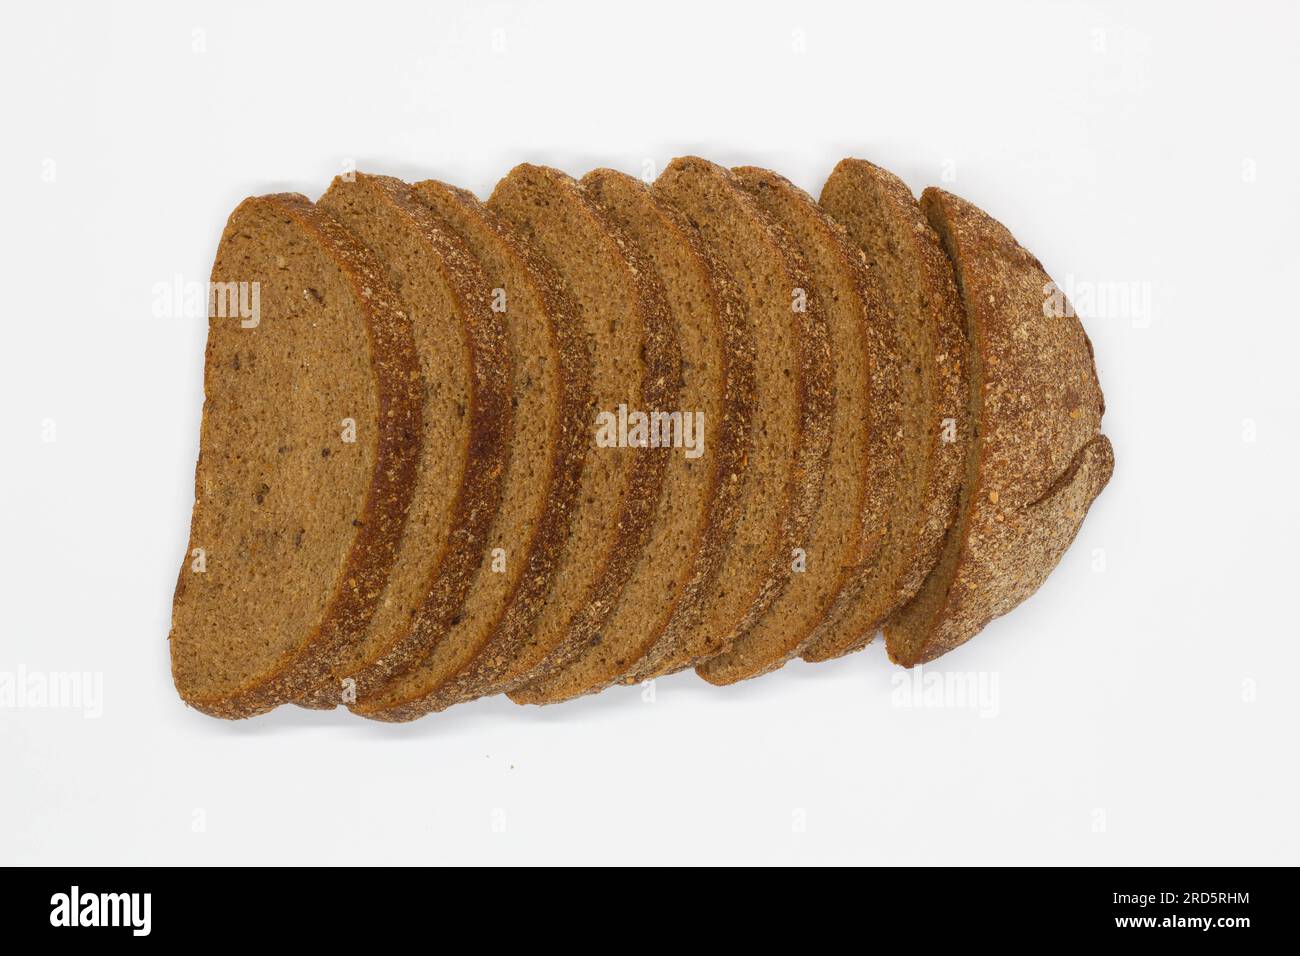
xmin=171 ymin=159 xmax=1115 ymax=720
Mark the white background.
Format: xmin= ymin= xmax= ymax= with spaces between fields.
xmin=2 ymin=0 xmax=1296 ymax=866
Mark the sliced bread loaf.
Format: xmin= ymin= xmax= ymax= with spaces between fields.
xmin=800 ymin=158 xmax=969 ymax=662
xmin=292 ymin=173 xmax=511 ymax=706
xmin=883 ymin=187 xmax=1113 ymax=665
xmin=510 ymin=167 xmax=747 ymax=704
xmin=169 ymin=193 xmax=422 ymax=718
xmin=696 ymin=167 xmax=880 ymax=685
xmin=350 ymin=178 xmax=591 ymax=720
xmin=626 ymin=156 xmax=833 ymax=680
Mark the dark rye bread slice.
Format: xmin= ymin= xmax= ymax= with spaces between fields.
xmin=360 ymin=165 xmax=674 ymax=719
xmin=883 ymin=188 xmax=1113 ymax=665
xmin=350 ymin=178 xmax=590 ymax=720
xmin=510 ymin=167 xmax=748 ymax=704
xmin=801 ymin=158 xmax=969 ymax=662
xmin=625 ymin=156 xmax=833 ymax=681
xmin=291 ymin=173 xmax=510 ymax=707
xmin=696 ymin=167 xmax=883 ymax=685
xmin=169 ymin=193 xmax=422 ymax=718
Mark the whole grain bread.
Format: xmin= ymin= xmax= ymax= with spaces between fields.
xmin=882 ymin=187 xmax=1113 ymax=665
xmin=350 ymin=178 xmax=592 ymax=720
xmin=173 ymin=159 xmax=1116 ymax=720
xmin=511 ymin=168 xmax=747 ymax=704
xmin=289 ymin=173 xmax=512 ymax=708
xmin=800 ymin=158 xmax=969 ymax=662
xmin=627 ymin=156 xmax=833 ymax=680
xmin=696 ymin=166 xmax=880 ymax=685
xmin=169 ymin=193 xmax=422 ymax=718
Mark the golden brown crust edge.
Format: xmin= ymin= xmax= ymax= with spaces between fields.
xmin=171 ymin=193 xmax=423 ymax=719
xmin=883 ymin=187 xmax=1112 ymax=665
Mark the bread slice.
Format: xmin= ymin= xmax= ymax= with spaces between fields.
xmin=510 ymin=167 xmax=748 ymax=704
xmin=624 ymin=156 xmax=833 ymax=680
xmin=169 ymin=193 xmax=422 ymax=718
xmin=800 ymin=158 xmax=969 ymax=662
xmin=883 ymin=187 xmax=1113 ymax=665
xmin=695 ymin=167 xmax=881 ymax=684
xmin=349 ymin=178 xmax=591 ymax=720
xmin=288 ymin=173 xmax=512 ymax=707
xmin=359 ymin=164 xmax=674 ymax=720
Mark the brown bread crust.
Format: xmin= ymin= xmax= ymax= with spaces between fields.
xmin=170 ymin=193 xmax=422 ymax=718
xmin=695 ymin=166 xmax=882 ymax=683
xmin=510 ymin=168 xmax=751 ymax=704
xmin=296 ymin=173 xmax=512 ymax=706
xmin=883 ymin=188 xmax=1112 ymax=664
xmin=628 ymin=157 xmax=833 ymax=680
xmin=802 ymin=158 xmax=968 ymax=661
xmin=352 ymin=179 xmax=593 ymax=720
